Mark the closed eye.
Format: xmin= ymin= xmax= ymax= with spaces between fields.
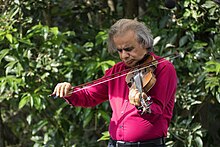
xmin=117 ymin=47 xmax=134 ymax=52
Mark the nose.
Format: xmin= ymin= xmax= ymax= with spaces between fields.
xmin=120 ymin=50 xmax=130 ymax=59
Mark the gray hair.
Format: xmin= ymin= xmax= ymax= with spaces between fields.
xmin=107 ymin=19 xmax=154 ymax=53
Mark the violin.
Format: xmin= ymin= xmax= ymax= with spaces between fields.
xmin=125 ymin=54 xmax=158 ymax=114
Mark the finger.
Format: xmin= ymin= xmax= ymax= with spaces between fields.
xmin=142 ymin=92 xmax=147 ymax=99
xmin=129 ymin=89 xmax=139 ymax=105
xmin=51 ymin=85 xmax=59 ymax=98
xmin=53 ymin=83 xmax=60 ymax=95
xmin=60 ymin=83 xmax=68 ymax=97
xmin=128 ymin=88 xmax=135 ymax=104
xmin=129 ymin=88 xmax=136 ymax=98
xmin=55 ymin=83 xmax=63 ymax=97
xmin=52 ymin=85 xmax=57 ymax=95
xmin=54 ymin=83 xmax=66 ymax=97
xmin=134 ymin=92 xmax=141 ymax=106
xmin=64 ymin=83 xmax=72 ymax=96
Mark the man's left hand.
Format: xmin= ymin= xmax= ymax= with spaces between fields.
xmin=129 ymin=88 xmax=148 ymax=106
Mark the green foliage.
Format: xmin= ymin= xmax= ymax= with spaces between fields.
xmin=0 ymin=1 xmax=113 ymax=146
xmin=97 ymin=131 xmax=110 ymax=142
xmin=204 ymin=60 xmax=220 ymax=102
xmin=137 ymin=0 xmax=220 ymax=146
xmin=0 ymin=0 xmax=220 ymax=146
xmin=159 ymin=0 xmax=220 ymax=146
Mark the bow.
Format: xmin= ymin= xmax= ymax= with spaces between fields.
xmin=49 ymin=53 xmax=181 ymax=98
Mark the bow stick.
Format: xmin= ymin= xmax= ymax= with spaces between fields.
xmin=50 ymin=53 xmax=181 ymax=98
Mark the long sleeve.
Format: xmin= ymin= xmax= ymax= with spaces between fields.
xmin=63 ymin=78 xmax=109 ymax=107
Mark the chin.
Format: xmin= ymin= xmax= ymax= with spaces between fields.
xmin=124 ymin=60 xmax=137 ymax=67
xmin=125 ymin=63 xmax=135 ymax=67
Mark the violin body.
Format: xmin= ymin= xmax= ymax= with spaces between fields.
xmin=125 ymin=54 xmax=158 ymax=114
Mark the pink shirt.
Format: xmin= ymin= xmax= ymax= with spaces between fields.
xmin=64 ymin=53 xmax=177 ymax=142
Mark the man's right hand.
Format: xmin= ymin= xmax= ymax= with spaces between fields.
xmin=52 ymin=82 xmax=72 ymax=98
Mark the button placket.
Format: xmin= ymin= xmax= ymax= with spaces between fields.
xmin=121 ymin=100 xmax=128 ymax=115
xmin=118 ymin=99 xmax=128 ymax=140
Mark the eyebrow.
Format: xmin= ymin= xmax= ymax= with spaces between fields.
xmin=116 ymin=46 xmax=134 ymax=52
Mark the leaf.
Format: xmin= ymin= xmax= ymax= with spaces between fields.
xmin=19 ymin=93 xmax=30 ymax=109
xmin=216 ymin=92 xmax=220 ymax=103
xmin=209 ymin=7 xmax=217 ymax=16
xmin=179 ymin=36 xmax=188 ymax=47
xmin=41 ymin=72 xmax=50 ymax=81
xmin=98 ymin=110 xmax=110 ymax=122
xmin=191 ymin=123 xmax=202 ymax=133
xmin=101 ymin=64 xmax=109 ymax=73
xmin=4 ymin=55 xmax=16 ymax=62
xmin=95 ymin=60 xmax=115 ymax=74
xmin=9 ymin=7 xmax=19 ymax=19
xmin=32 ymin=120 xmax=48 ymax=135
xmin=26 ymin=24 xmax=43 ymax=37
xmin=0 ymin=49 xmax=9 ymax=62
xmin=27 ymin=114 xmax=32 ymax=125
xmin=97 ymin=131 xmax=110 ymax=142
xmin=4 ymin=60 xmax=18 ymax=68
xmin=50 ymin=27 xmax=59 ymax=36
xmin=30 ymin=94 xmax=34 ymax=107
xmin=197 ymin=73 xmax=206 ymax=84
xmin=95 ymin=31 xmax=108 ymax=45
xmin=0 ymin=81 xmax=6 ymax=94
xmin=191 ymin=100 xmax=202 ymax=105
xmin=6 ymin=34 xmax=13 ymax=43
xmin=202 ymin=1 xmax=216 ymax=9
xmin=18 ymin=38 xmax=33 ymax=46
xmin=83 ymin=42 xmax=94 ymax=48
xmin=5 ymin=60 xmax=18 ymax=75
xmin=5 ymin=61 xmax=18 ymax=75
xmin=194 ymin=136 xmax=203 ymax=147
xmin=75 ymin=107 xmax=82 ymax=115
xmin=192 ymin=41 xmax=208 ymax=50
xmin=187 ymin=134 xmax=193 ymax=146
xmin=205 ymin=60 xmax=220 ymax=73
xmin=83 ymin=110 xmax=94 ymax=128
xmin=153 ymin=36 xmax=161 ymax=46
xmin=33 ymin=94 xmax=41 ymax=110
xmin=104 ymin=60 xmax=115 ymax=66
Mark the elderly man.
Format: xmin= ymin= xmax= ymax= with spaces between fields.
xmin=52 ymin=19 xmax=177 ymax=147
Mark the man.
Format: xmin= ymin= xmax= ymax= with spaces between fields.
xmin=52 ymin=19 xmax=177 ymax=147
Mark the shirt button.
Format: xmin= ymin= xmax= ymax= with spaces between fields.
xmin=121 ymin=111 xmax=124 ymax=114
xmin=119 ymin=125 xmax=123 ymax=128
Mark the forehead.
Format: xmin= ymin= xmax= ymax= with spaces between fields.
xmin=113 ymin=30 xmax=137 ymax=47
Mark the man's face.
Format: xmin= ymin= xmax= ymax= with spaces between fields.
xmin=113 ymin=30 xmax=148 ymax=67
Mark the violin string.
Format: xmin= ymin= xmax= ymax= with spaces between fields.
xmin=69 ymin=53 xmax=180 ymax=95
